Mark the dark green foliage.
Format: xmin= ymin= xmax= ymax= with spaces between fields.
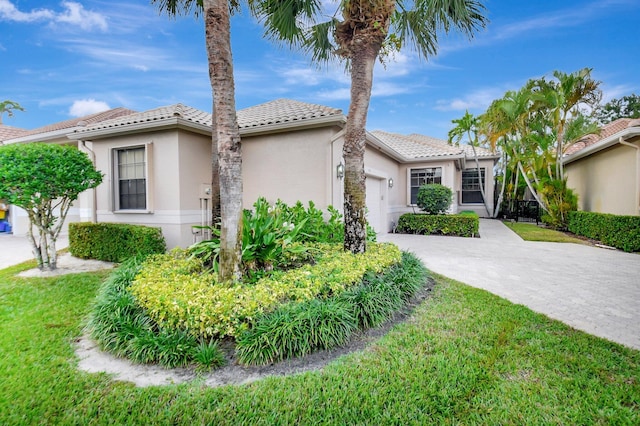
xmin=416 ymin=184 xmax=453 ymax=214
xmin=69 ymin=222 xmax=166 ymax=262
xmin=568 ymin=211 xmax=640 ymax=252
xmin=539 ymin=179 xmax=578 ymax=229
xmin=340 ymin=252 xmax=428 ymax=329
xmin=235 ymin=299 xmax=357 ymax=366
xmin=235 ymin=252 xmax=429 ymax=365
xmin=189 ymin=198 xmax=375 ymax=278
xmin=397 ymin=213 xmax=479 ymax=237
xmin=87 ymin=257 xmax=225 ymax=369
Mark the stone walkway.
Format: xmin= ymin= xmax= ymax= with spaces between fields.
xmin=380 ymin=219 xmax=640 ymax=350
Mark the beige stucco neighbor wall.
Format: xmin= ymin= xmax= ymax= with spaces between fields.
xmin=566 ymin=138 xmax=640 ymax=216
xmin=89 ymin=129 xmax=211 ymax=248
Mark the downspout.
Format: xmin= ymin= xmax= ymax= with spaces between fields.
xmin=618 ymin=136 xmax=640 ymax=213
xmin=79 ymin=140 xmax=98 ymax=223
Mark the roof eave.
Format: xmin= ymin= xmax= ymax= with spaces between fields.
xmin=404 ymin=153 xmax=466 ymax=163
xmin=239 ymin=115 xmax=346 ymax=137
xmin=3 ymin=128 xmax=77 ymax=144
xmin=563 ymin=127 xmax=640 ymax=164
xmin=365 ymin=132 xmax=407 ymax=162
xmin=68 ymin=117 xmax=212 ymax=140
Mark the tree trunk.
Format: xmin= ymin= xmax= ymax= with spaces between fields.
xmin=493 ymin=152 xmax=508 ymax=218
xmin=204 ymin=0 xmax=242 ymax=282
xmin=342 ymin=41 xmax=379 ymax=254
xmin=517 ymin=161 xmax=548 ymax=213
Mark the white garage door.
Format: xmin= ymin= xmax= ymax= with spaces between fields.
xmin=366 ymin=177 xmax=382 ymax=233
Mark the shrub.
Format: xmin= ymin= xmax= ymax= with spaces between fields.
xmin=568 ymin=211 xmax=640 ymax=252
xmin=130 ymin=243 xmax=402 ymax=338
xmin=235 ymin=252 xmax=429 ymax=365
xmin=416 ymin=184 xmax=453 ymax=215
xmin=396 ymin=213 xmax=479 ymax=237
xmin=69 ymin=222 xmax=166 ymax=262
xmin=87 ymin=256 xmax=225 ymax=369
xmin=189 ymin=198 xmax=352 ymax=278
xmin=539 ymin=179 xmax=578 ymax=229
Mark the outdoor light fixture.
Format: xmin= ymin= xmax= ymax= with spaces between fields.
xmin=336 ymin=163 xmax=345 ymax=179
xmin=388 ymin=178 xmax=394 ymax=188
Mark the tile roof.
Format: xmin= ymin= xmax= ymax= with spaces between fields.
xmin=75 ymin=104 xmax=210 ymax=133
xmin=371 ymin=131 xmax=462 ymax=159
xmin=0 ymin=125 xmax=28 ymax=142
xmin=371 ymin=131 xmax=495 ymax=160
xmin=19 ymin=107 xmax=136 ymax=137
xmin=565 ymin=118 xmax=640 ymax=155
xmin=237 ymin=98 xmax=343 ymax=129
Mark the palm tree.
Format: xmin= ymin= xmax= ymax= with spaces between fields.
xmin=0 ymin=100 xmax=24 ymax=125
xmin=253 ymin=0 xmax=488 ymax=253
xmin=152 ymin=0 xmax=242 ymax=281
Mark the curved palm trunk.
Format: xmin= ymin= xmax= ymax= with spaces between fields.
xmin=342 ymin=42 xmax=380 ymax=254
xmin=470 ymin=144 xmax=491 ymax=217
xmin=204 ymin=0 xmax=242 ymax=281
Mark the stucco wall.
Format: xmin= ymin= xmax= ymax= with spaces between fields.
xmin=566 ymin=138 xmax=640 ymax=216
xmin=242 ymin=127 xmax=340 ymax=210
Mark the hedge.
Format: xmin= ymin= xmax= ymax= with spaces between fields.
xmin=69 ymin=222 xmax=166 ymax=262
xmin=396 ymin=213 xmax=479 ymax=237
xmin=568 ymin=211 xmax=640 ymax=252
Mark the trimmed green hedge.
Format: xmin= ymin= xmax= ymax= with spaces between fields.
xmin=568 ymin=211 xmax=640 ymax=252
xmin=69 ymin=222 xmax=166 ymax=262
xmin=397 ymin=213 xmax=479 ymax=237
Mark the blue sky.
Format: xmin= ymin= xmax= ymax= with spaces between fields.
xmin=1 ymin=0 xmax=639 ymax=140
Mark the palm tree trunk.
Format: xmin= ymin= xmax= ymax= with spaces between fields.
xmin=204 ymin=0 xmax=242 ymax=282
xmin=517 ymin=161 xmax=548 ymax=213
xmin=342 ymin=41 xmax=379 ymax=254
xmin=470 ymin=144 xmax=491 ymax=216
xmin=493 ymin=152 xmax=508 ymax=218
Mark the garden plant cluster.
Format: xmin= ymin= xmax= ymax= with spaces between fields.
xmin=88 ymin=198 xmax=429 ymax=369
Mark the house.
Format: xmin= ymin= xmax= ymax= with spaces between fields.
xmin=2 ymin=99 xmax=498 ymax=247
xmin=564 ymin=118 xmax=640 ymax=216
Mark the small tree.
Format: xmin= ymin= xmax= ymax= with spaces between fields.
xmin=416 ymin=184 xmax=453 ymax=215
xmin=0 ymin=143 xmax=103 ymax=270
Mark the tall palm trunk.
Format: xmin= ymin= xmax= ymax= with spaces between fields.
xmin=204 ymin=0 xmax=242 ymax=281
xmin=342 ymin=38 xmax=381 ymax=254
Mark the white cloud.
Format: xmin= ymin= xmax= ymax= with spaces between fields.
xmin=435 ymin=88 xmax=505 ymax=112
xmin=69 ymin=99 xmax=111 ymax=117
xmin=0 ymin=1 xmax=107 ymax=31
xmin=0 ymin=0 xmax=54 ymax=22
xmin=56 ymin=2 xmax=108 ymax=32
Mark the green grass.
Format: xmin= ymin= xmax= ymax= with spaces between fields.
xmin=1 ymin=263 xmax=638 ymax=424
xmin=504 ymin=221 xmax=587 ymax=244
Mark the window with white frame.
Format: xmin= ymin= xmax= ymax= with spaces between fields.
xmin=461 ymin=168 xmax=485 ymax=204
xmin=410 ymin=167 xmax=442 ymax=204
xmin=114 ymin=146 xmax=146 ymax=210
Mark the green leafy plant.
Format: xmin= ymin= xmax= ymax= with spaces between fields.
xmin=235 ymin=252 xmax=429 ymax=365
xmin=568 ymin=211 xmax=640 ymax=252
xmin=397 ymin=213 xmax=479 ymax=237
xmin=87 ymin=256 xmax=225 ymax=369
xmin=69 ymin=222 xmax=166 ymax=262
xmin=416 ymin=184 xmax=453 ymax=215
xmin=539 ymin=179 xmax=578 ymax=229
xmin=0 ymin=143 xmax=103 ymax=270
xmin=130 ymin=243 xmax=402 ymax=339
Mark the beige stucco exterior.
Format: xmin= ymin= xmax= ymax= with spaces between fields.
xmin=565 ymin=135 xmax=640 ymax=216
xmin=4 ymin=101 xmax=499 ymax=249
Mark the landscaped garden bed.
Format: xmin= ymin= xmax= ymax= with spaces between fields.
xmin=87 ymin=198 xmax=431 ymax=369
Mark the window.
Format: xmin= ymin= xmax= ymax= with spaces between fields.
xmin=461 ymin=168 xmax=486 ymax=204
xmin=115 ymin=147 xmax=146 ymax=210
xmin=410 ymin=167 xmax=442 ymax=204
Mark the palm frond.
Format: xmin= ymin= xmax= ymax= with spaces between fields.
xmin=150 ymin=0 xmax=203 ymax=17
xmin=251 ymin=0 xmax=323 ymax=44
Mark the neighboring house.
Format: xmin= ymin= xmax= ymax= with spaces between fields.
xmin=2 ymin=99 xmax=498 ymax=247
xmin=564 ymin=118 xmax=640 ymax=216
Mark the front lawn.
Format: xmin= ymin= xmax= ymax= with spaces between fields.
xmin=504 ymin=221 xmax=587 ymax=244
xmin=1 ymin=263 xmax=638 ymax=424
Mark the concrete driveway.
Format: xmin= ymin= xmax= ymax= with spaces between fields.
xmin=0 ymin=233 xmax=69 ymax=270
xmin=380 ymin=219 xmax=640 ymax=351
